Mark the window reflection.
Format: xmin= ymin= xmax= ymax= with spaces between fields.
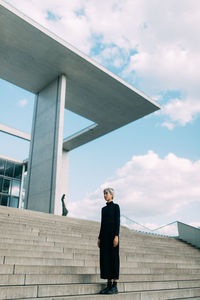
xmin=0 ymin=159 xmax=5 ymax=176
xmin=2 ymin=179 xmax=11 ymax=194
xmin=11 ymin=180 xmax=20 ymax=197
xmin=9 ymin=196 xmax=19 ymax=208
xmin=14 ymin=164 xmax=22 ymax=179
xmin=0 ymin=177 xmax=3 ymax=192
xmin=0 ymin=195 xmax=9 ymax=206
xmin=5 ymin=161 xmax=14 ymax=177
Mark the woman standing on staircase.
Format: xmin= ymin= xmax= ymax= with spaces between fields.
xmin=97 ymin=187 xmax=120 ymax=294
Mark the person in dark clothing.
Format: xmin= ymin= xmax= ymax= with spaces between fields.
xmin=97 ymin=187 xmax=120 ymax=294
xmin=61 ymin=194 xmax=68 ymax=216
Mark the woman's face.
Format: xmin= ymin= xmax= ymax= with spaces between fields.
xmin=104 ymin=191 xmax=113 ymax=202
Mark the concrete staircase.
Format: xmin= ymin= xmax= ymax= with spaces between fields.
xmin=0 ymin=205 xmax=200 ymax=300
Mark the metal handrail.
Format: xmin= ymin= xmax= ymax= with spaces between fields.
xmin=150 ymin=221 xmax=178 ymax=232
xmin=121 ymin=215 xmax=200 ymax=247
xmin=121 ymin=214 xmax=179 ymax=237
xmin=121 ymin=214 xmax=153 ymax=231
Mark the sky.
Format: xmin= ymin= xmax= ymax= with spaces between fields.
xmin=0 ymin=0 xmax=200 ymax=232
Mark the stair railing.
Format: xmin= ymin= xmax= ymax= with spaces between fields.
xmin=121 ymin=215 xmax=200 ymax=248
xmin=121 ymin=214 xmax=179 ymax=237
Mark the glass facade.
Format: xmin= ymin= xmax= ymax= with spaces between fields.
xmin=0 ymin=157 xmax=24 ymax=208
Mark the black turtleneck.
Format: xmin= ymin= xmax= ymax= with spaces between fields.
xmin=98 ymin=201 xmax=120 ymax=239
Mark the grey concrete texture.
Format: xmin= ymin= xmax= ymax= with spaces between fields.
xmin=1 ymin=273 xmax=199 ymax=286
xmin=178 ymin=221 xmax=200 ymax=248
xmin=4 ymin=256 xmax=199 ymax=269
xmin=25 ymin=76 xmax=66 ymax=214
xmin=1 ymin=206 xmax=200 ymax=300
xmin=0 ymin=123 xmax=31 ymax=141
xmin=10 ymin=290 xmax=200 ymax=300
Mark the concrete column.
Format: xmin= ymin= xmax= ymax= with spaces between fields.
xmin=54 ymin=150 xmax=70 ymax=215
xmin=25 ymin=75 xmax=66 ymax=213
xmin=19 ymin=163 xmax=25 ymax=209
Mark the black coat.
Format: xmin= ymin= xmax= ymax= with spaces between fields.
xmin=98 ymin=201 xmax=120 ymax=279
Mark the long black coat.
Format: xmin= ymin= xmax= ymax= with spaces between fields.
xmin=98 ymin=201 xmax=120 ymax=279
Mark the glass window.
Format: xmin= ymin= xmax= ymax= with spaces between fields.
xmin=11 ymin=180 xmax=20 ymax=196
xmin=14 ymin=164 xmax=22 ymax=179
xmin=0 ymin=177 xmax=3 ymax=192
xmin=9 ymin=196 xmax=19 ymax=208
xmin=5 ymin=160 xmax=14 ymax=177
xmin=0 ymin=159 xmax=5 ymax=176
xmin=0 ymin=195 xmax=9 ymax=206
xmin=2 ymin=179 xmax=11 ymax=194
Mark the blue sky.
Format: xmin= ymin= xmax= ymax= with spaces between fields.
xmin=1 ymin=0 xmax=200 ymax=230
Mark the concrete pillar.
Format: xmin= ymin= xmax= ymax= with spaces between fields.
xmin=19 ymin=163 xmax=25 ymax=209
xmin=25 ymin=75 xmax=66 ymax=213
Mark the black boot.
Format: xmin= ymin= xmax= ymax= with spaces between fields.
xmin=99 ymin=281 xmax=112 ymax=294
xmin=107 ymin=281 xmax=118 ymax=294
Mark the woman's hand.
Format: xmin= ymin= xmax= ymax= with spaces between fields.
xmin=97 ymin=239 xmax=100 ymax=248
xmin=113 ymin=236 xmax=119 ymax=247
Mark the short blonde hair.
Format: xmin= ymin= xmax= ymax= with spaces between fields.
xmin=103 ymin=187 xmax=114 ymax=199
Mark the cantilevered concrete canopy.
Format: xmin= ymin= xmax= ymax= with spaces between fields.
xmin=0 ymin=1 xmax=160 ymax=151
xmin=0 ymin=0 xmax=160 ymax=215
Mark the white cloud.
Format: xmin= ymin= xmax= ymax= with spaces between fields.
xmin=7 ymin=0 xmax=200 ymax=127
xmin=68 ymin=151 xmax=200 ymax=226
xmin=18 ymin=99 xmax=28 ymax=107
xmin=161 ymin=122 xmax=175 ymax=131
xmin=161 ymin=98 xmax=200 ymax=126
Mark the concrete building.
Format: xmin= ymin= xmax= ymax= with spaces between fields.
xmin=0 ymin=0 xmax=160 ymax=215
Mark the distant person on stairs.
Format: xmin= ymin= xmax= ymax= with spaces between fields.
xmin=61 ymin=194 xmax=68 ymax=216
xmin=97 ymin=187 xmax=120 ymax=294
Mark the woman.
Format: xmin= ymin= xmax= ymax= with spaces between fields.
xmin=97 ymin=187 xmax=120 ymax=294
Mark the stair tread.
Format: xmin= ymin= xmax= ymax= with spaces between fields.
xmin=0 ymin=206 xmax=200 ymax=300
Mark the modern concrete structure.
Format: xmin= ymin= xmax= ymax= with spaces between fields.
xmin=1 ymin=206 xmax=200 ymax=299
xmin=0 ymin=124 xmax=31 ymax=141
xmin=0 ymin=0 xmax=160 ymax=215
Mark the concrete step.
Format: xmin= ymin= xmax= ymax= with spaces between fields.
xmin=0 ymin=264 xmax=14 ymax=274
xmin=0 ymin=232 xmax=192 ymax=251
xmin=21 ymin=273 xmax=200 ymax=285
xmin=0 ymin=242 xmax=64 ymax=253
xmin=0 ymin=207 xmax=195 ymax=244
xmin=1 ymin=273 xmax=200 ymax=286
xmin=1 ymin=242 xmax=199 ymax=262
xmin=2 ymin=255 xmax=200 ymax=269
xmin=1 ymin=226 xmax=198 ymax=252
xmin=1 ymin=238 xmax=199 ymax=260
xmin=0 ymin=211 xmax=193 ymax=245
xmin=1 ymin=206 xmax=200 ymax=299
xmin=0 ymin=248 xmax=199 ymax=264
xmin=34 ymin=280 xmax=200 ymax=297
xmin=15 ymin=288 xmax=200 ymax=300
xmin=0 ymin=246 xmax=196 ymax=264
xmin=10 ymin=264 xmax=200 ymax=275
xmin=1 ymin=281 xmax=200 ymax=299
xmin=0 ymin=222 xmax=189 ymax=247
xmin=0 ymin=285 xmax=37 ymax=300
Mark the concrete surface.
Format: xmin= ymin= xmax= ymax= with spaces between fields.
xmin=24 ymin=75 xmax=66 ymax=214
xmin=0 ymin=205 xmax=200 ymax=299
